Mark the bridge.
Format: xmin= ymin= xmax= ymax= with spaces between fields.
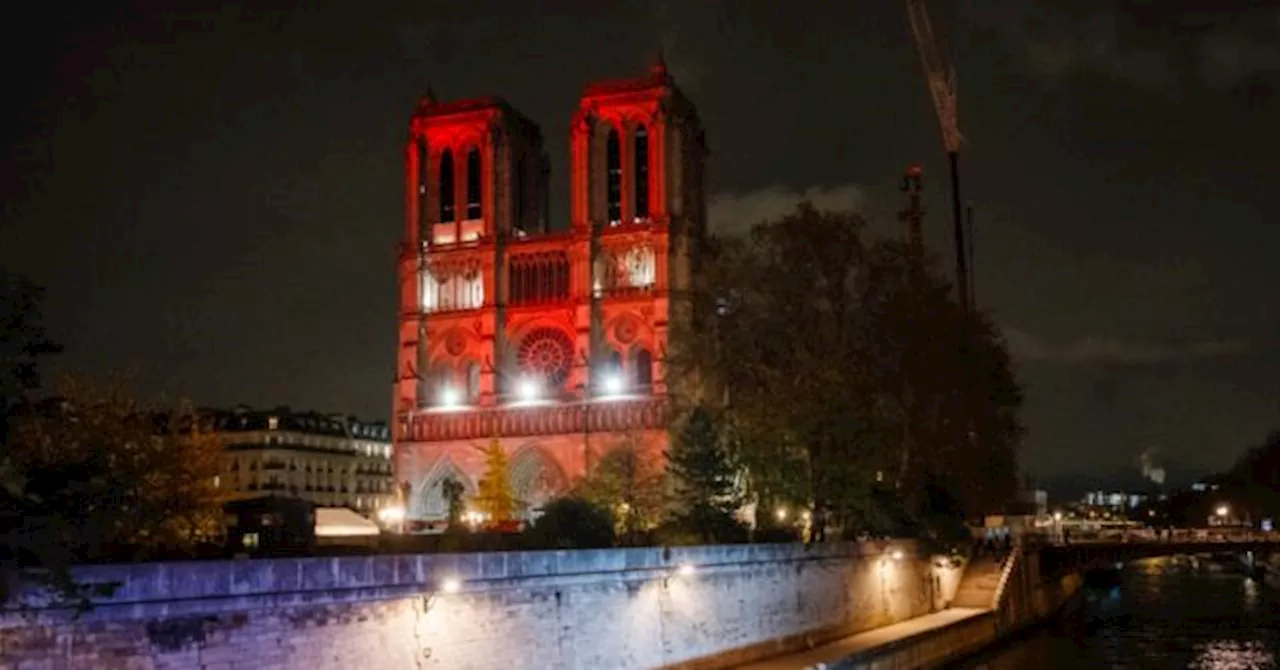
xmin=1032 ymin=532 xmax=1280 ymax=576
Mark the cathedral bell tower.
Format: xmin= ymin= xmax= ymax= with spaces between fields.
xmin=395 ymin=94 xmax=549 ymax=417
xmin=569 ymin=57 xmax=708 ymax=397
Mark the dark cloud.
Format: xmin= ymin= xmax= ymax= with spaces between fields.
xmin=709 ymin=184 xmax=867 ymax=237
xmin=976 ymin=2 xmax=1280 ymax=92
xmin=1005 ymin=329 xmax=1248 ymax=366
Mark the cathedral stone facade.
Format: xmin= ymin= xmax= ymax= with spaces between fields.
xmin=393 ymin=60 xmax=707 ymax=524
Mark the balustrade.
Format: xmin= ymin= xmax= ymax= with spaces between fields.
xmin=400 ymin=396 xmax=667 ymax=442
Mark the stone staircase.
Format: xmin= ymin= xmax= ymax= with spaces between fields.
xmin=951 ymin=553 xmax=1008 ymax=609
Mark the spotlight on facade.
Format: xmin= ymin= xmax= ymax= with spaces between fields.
xmin=601 ymin=374 xmax=626 ymax=397
xmin=440 ymin=577 xmax=462 ymax=594
xmin=378 ymin=506 xmax=406 ymax=524
xmin=438 ymin=386 xmax=460 ymax=408
xmin=517 ymin=378 xmax=540 ymax=403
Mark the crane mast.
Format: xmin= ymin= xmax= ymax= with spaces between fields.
xmin=906 ymin=0 xmax=970 ymax=313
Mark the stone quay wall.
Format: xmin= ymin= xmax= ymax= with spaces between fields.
xmin=0 ymin=541 xmax=963 ymax=670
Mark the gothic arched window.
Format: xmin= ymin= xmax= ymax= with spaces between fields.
xmin=634 ymin=125 xmax=649 ymax=219
xmin=606 ymin=128 xmax=621 ymax=223
xmin=439 ymin=150 xmax=455 ymax=223
xmin=633 ymin=348 xmax=653 ymax=389
xmin=466 ymin=148 xmax=482 ymax=219
xmin=416 ymin=140 xmax=429 ymax=233
xmin=466 ymin=361 xmax=481 ymax=401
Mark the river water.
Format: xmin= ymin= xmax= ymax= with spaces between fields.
xmin=958 ymin=555 xmax=1280 ymax=669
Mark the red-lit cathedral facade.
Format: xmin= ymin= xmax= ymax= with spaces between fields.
xmin=393 ymin=62 xmax=707 ymax=524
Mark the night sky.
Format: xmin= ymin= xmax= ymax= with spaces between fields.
xmin=2 ymin=1 xmax=1278 ymax=479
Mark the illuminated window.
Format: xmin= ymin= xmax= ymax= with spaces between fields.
xmin=439 ymin=150 xmax=455 ymax=223
xmin=624 ymin=246 xmax=655 ymax=287
xmin=466 ymin=148 xmax=482 ymax=219
xmin=606 ymin=128 xmax=621 ymax=222
xmin=422 ymin=264 xmax=484 ymax=312
xmin=634 ymin=125 xmax=649 ymax=219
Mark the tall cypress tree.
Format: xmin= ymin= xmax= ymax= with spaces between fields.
xmin=667 ymin=406 xmax=743 ymax=541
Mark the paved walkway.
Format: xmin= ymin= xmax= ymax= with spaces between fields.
xmin=737 ymin=607 xmax=989 ymax=669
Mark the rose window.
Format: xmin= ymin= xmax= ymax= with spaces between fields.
xmin=517 ymin=328 xmax=575 ymax=387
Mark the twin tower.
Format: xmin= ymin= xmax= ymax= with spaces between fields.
xmin=393 ymin=61 xmax=708 ymax=520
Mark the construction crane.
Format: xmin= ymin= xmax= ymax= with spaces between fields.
xmin=905 ymin=0 xmax=970 ymax=313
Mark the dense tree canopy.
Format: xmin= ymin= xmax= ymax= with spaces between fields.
xmin=2 ymin=277 xmax=226 ymax=604
xmin=671 ymin=202 xmax=1023 ymax=542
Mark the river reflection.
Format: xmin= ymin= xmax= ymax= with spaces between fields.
xmin=957 ymin=555 xmax=1280 ymax=669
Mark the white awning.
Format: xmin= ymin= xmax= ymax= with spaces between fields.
xmin=315 ymin=507 xmax=380 ymax=537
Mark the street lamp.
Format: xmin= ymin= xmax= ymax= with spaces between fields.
xmin=438 ymin=385 xmax=460 ymax=408
xmin=517 ymin=378 xmax=540 ymax=403
xmin=601 ymin=373 xmax=625 ymax=397
xmin=1216 ymin=504 xmax=1230 ymax=519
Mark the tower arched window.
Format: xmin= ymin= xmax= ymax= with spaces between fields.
xmin=466 ymin=148 xmax=482 ymax=219
xmin=634 ymin=125 xmax=649 ymax=219
xmin=439 ymin=150 xmax=455 ymax=223
xmin=606 ymin=128 xmax=621 ymax=223
xmin=416 ymin=140 xmax=429 ymax=233
xmin=466 ymin=362 xmax=481 ymax=401
xmin=633 ymin=349 xmax=653 ymax=390
xmin=606 ymin=350 xmax=624 ymax=387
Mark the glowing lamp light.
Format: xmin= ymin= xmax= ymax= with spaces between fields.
xmin=677 ymin=563 xmax=696 ymax=578
xmin=1053 ymin=511 xmax=1063 ymax=522
xmin=517 ymin=378 xmax=540 ymax=403
xmin=601 ymin=374 xmax=625 ymax=397
xmin=1216 ymin=505 xmax=1230 ymax=518
xmin=438 ymin=386 xmax=460 ymax=408
xmin=378 ymin=506 xmax=406 ymax=524
xmin=890 ymin=549 xmax=905 ymax=562
xmin=440 ymin=577 xmax=462 ymax=594
xmin=775 ymin=507 xmax=788 ymax=522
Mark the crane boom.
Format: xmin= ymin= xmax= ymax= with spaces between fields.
xmin=905 ymin=0 xmax=970 ymax=313
xmin=906 ymin=0 xmax=961 ymax=152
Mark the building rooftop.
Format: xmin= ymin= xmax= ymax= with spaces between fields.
xmin=205 ymin=406 xmax=390 ymax=442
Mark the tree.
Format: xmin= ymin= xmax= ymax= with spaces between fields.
xmin=576 ymin=433 xmax=667 ymax=545
xmin=2 ymin=376 xmax=226 ymax=605
xmin=666 ymin=406 xmax=745 ymax=542
xmin=670 ymin=202 xmax=1023 ymax=544
xmin=523 ymin=497 xmax=615 ymax=549
xmin=1226 ymin=431 xmax=1280 ymax=519
xmin=473 ymin=438 xmax=515 ymax=524
xmin=441 ymin=476 xmax=466 ymax=528
xmin=1 ymin=272 xmax=62 ymax=441
xmin=858 ymin=239 xmax=1023 ymax=522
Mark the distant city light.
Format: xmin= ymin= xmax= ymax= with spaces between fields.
xmin=517 ymin=378 xmax=540 ymax=403
xmin=438 ymin=386 xmax=460 ymax=408
xmin=601 ymin=374 xmax=625 ymax=396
